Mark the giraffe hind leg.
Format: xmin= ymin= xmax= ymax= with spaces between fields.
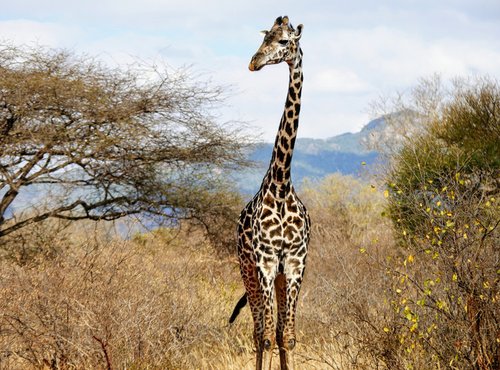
xmin=280 ymin=260 xmax=306 ymax=370
xmin=240 ymin=260 xmax=268 ymax=370
xmin=247 ymin=291 xmax=265 ymax=370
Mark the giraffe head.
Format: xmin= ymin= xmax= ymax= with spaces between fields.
xmin=249 ymin=16 xmax=303 ymax=71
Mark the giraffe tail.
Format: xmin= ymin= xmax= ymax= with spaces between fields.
xmin=229 ymin=293 xmax=247 ymax=324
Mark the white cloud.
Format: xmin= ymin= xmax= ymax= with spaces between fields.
xmin=1 ymin=1 xmax=499 ymax=141
xmin=308 ymin=24 xmax=500 ymax=91
xmin=310 ymin=68 xmax=371 ymax=94
xmin=0 ymin=19 xmax=81 ymax=47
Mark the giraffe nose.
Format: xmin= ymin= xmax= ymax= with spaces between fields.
xmin=249 ymin=53 xmax=263 ymax=71
xmin=249 ymin=59 xmax=263 ymax=71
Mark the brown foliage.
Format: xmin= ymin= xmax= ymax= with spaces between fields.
xmin=299 ymin=174 xmax=398 ymax=369
xmin=0 ymin=221 xmax=250 ymax=369
xmin=5 ymin=170 xmax=494 ymax=369
xmin=0 ymin=174 xmax=395 ymax=370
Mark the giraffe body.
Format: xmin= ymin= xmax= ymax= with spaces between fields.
xmin=232 ymin=16 xmax=311 ymax=370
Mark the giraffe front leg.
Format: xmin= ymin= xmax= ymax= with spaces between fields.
xmin=279 ymin=258 xmax=306 ymax=370
xmin=256 ymin=254 xmax=278 ymax=370
xmin=275 ymin=273 xmax=289 ymax=370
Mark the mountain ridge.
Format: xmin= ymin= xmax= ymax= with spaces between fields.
xmin=233 ymin=115 xmax=390 ymax=195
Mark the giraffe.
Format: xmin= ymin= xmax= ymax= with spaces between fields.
xmin=229 ymin=15 xmax=311 ymax=370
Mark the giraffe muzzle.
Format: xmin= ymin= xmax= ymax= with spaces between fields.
xmin=249 ymin=61 xmax=263 ymax=71
xmin=249 ymin=54 xmax=264 ymax=71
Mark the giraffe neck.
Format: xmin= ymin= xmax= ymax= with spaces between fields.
xmin=264 ymin=50 xmax=303 ymax=194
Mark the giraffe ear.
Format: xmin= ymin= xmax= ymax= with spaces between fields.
xmin=260 ymin=30 xmax=269 ymax=37
xmin=294 ymin=24 xmax=303 ymax=40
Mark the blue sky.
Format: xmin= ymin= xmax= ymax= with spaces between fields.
xmin=1 ymin=0 xmax=499 ymax=141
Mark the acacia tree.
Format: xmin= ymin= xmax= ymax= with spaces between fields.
xmin=0 ymin=44 xmax=250 ymax=240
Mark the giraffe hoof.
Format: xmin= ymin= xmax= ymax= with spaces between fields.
xmin=288 ymin=338 xmax=296 ymax=350
xmin=263 ymin=339 xmax=272 ymax=350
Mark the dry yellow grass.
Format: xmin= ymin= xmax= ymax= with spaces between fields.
xmin=0 ymin=209 xmax=391 ymax=370
xmin=0 ymin=176 xmax=406 ymax=369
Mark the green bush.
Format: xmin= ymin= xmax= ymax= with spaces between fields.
xmin=385 ymin=78 xmax=499 ymax=369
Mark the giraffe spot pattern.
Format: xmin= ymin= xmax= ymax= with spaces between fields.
xmin=234 ymin=15 xmax=310 ymax=368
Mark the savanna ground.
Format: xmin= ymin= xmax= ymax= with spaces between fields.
xmin=1 ymin=175 xmax=397 ymax=370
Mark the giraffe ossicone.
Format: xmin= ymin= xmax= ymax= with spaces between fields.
xmin=230 ymin=15 xmax=311 ymax=370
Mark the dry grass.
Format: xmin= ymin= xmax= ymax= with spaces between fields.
xmin=6 ymin=173 xmax=487 ymax=369
xmin=2 ymin=214 xmax=387 ymax=370
xmin=0 ymin=221 xmax=242 ymax=369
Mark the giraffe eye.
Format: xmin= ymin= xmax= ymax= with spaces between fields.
xmin=278 ymin=40 xmax=289 ymax=46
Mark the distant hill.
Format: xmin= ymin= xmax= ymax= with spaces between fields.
xmin=233 ymin=115 xmax=391 ymax=195
xmin=6 ymin=115 xmax=397 ymax=212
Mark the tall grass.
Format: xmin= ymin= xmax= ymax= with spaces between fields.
xmin=4 ymin=172 xmax=492 ymax=369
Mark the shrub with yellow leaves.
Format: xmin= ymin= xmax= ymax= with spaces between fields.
xmin=384 ymin=77 xmax=499 ymax=369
